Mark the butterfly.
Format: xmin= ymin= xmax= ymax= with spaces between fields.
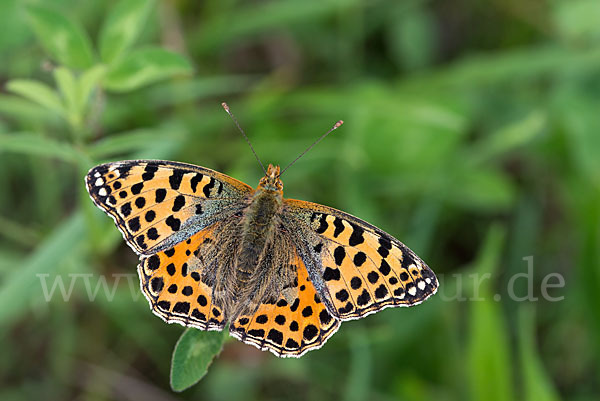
xmin=85 ymin=118 xmax=438 ymax=358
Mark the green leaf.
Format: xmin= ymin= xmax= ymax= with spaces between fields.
xmin=170 ymin=328 xmax=226 ymax=392
xmin=472 ymin=111 xmax=546 ymax=163
xmin=99 ymin=0 xmax=155 ymax=63
xmin=76 ymin=65 xmax=107 ymax=116
xmin=0 ymin=94 xmax=60 ymax=126
xmin=87 ymin=127 xmax=180 ymax=159
xmin=387 ymin=5 xmax=436 ymax=70
xmin=0 ymin=132 xmax=84 ymax=163
xmin=0 ymin=213 xmax=85 ymax=326
xmin=518 ymin=306 xmax=562 ymax=401
xmin=104 ymin=47 xmax=193 ymax=92
xmin=444 ymin=166 xmax=515 ymax=211
xmin=553 ymin=0 xmax=600 ymax=42
xmin=467 ymin=225 xmax=515 ymax=401
xmin=53 ymin=67 xmax=79 ymax=127
xmin=25 ymin=5 xmax=94 ymax=69
xmin=5 ymin=79 xmax=64 ymax=115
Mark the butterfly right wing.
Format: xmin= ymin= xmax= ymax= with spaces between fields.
xmin=86 ymin=160 xmax=253 ymax=256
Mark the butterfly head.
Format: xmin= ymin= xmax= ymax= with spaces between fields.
xmin=258 ymin=164 xmax=283 ymax=192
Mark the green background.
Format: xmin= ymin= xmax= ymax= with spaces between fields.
xmin=1 ymin=0 xmax=599 ymax=399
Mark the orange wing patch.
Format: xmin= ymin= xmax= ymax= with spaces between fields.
xmin=86 ymin=160 xmax=252 ymax=255
xmin=139 ymin=226 xmax=225 ymax=330
xmin=229 ymin=251 xmax=340 ymax=357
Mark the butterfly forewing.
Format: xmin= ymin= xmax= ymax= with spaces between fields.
xmin=284 ymin=199 xmax=438 ymax=320
xmin=86 ymin=160 xmax=252 ymax=255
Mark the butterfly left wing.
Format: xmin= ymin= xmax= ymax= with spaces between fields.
xmin=139 ymin=223 xmax=227 ymax=330
xmin=283 ymin=199 xmax=438 ymax=321
xmin=86 ymin=160 xmax=252 ymax=255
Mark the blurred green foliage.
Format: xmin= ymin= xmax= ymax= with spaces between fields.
xmin=0 ymin=0 xmax=598 ymax=399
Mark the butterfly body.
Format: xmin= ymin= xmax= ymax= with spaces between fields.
xmin=86 ymin=159 xmax=438 ymax=357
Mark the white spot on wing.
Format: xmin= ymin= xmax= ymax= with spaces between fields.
xmin=408 ymin=286 xmax=417 ymax=296
xmin=95 ymin=177 xmax=104 ymax=186
xmin=418 ymin=280 xmax=426 ymax=291
xmin=98 ymin=188 xmax=107 ymax=197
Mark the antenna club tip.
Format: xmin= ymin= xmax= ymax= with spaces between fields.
xmin=333 ymin=120 xmax=344 ymax=129
xmin=221 ymin=102 xmax=230 ymax=113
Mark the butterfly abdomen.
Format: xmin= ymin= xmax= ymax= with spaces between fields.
xmin=236 ymin=189 xmax=283 ymax=278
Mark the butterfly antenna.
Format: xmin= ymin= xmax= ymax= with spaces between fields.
xmin=222 ymin=102 xmax=266 ymax=174
xmin=279 ymin=120 xmax=344 ymax=177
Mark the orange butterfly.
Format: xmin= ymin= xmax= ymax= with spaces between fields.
xmin=86 ymin=107 xmax=438 ymax=357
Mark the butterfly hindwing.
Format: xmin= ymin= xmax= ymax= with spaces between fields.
xmin=284 ymin=199 xmax=438 ymax=320
xmin=86 ymin=160 xmax=252 ymax=255
xmin=229 ymin=249 xmax=340 ymax=357
xmin=139 ymin=224 xmax=226 ymax=330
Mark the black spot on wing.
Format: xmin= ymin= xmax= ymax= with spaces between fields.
xmin=128 ymin=216 xmax=140 ymax=232
xmin=155 ymin=188 xmax=167 ymax=203
xmin=333 ymin=246 xmax=345 ymax=266
xmin=303 ymin=324 xmax=318 ymax=341
xmin=333 ymin=217 xmax=344 ymax=238
xmin=173 ymin=301 xmax=190 ymax=314
xmin=131 ymin=182 xmax=143 ymax=195
xmin=142 ymin=164 xmax=158 ymax=181
xmin=267 ymin=329 xmax=284 ymax=345
xmin=203 ymin=177 xmax=215 ymax=197
xmin=169 ymin=169 xmax=185 ymax=190
xmin=150 ymin=277 xmax=163 ymax=292
xmin=190 ymin=173 xmax=203 ymax=193
xmin=316 ymin=214 xmax=328 ymax=234
xmin=135 ymin=197 xmax=145 ymax=208
xmin=356 ymin=289 xmax=371 ymax=306
xmin=117 ymin=165 xmax=132 ymax=179
xmin=172 ymin=195 xmax=186 ymax=212
xmin=147 ymin=255 xmax=160 ymax=270
xmin=354 ymin=251 xmax=367 ymax=266
xmin=323 ymin=267 xmax=341 ymax=281
xmin=120 ymin=202 xmax=132 ymax=217
xmin=378 ymin=236 xmax=392 ymax=258
xmin=348 ymin=223 xmax=365 ymax=246
xmin=145 ymin=210 xmax=156 ymax=222
xmin=166 ymin=216 xmax=181 ymax=231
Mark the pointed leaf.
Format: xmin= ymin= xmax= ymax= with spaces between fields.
xmin=518 ymin=306 xmax=562 ymax=401
xmin=77 ymin=65 xmax=107 ymax=116
xmin=54 ymin=67 xmax=78 ymax=120
xmin=25 ymin=5 xmax=94 ymax=69
xmin=104 ymin=47 xmax=193 ymax=92
xmin=467 ymin=226 xmax=515 ymax=401
xmin=6 ymin=79 xmax=64 ymax=114
xmin=99 ymin=0 xmax=155 ymax=63
xmin=0 ymin=213 xmax=85 ymax=326
xmin=0 ymin=132 xmax=84 ymax=163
